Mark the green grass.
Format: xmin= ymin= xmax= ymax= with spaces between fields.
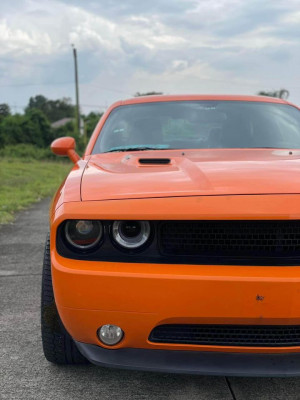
xmin=0 ymin=158 xmax=71 ymax=224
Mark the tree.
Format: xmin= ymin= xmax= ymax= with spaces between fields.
xmin=0 ymin=103 xmax=11 ymax=121
xmin=134 ymin=91 xmax=163 ymax=97
xmin=26 ymin=95 xmax=75 ymax=122
xmin=0 ymin=109 xmax=53 ymax=148
xmin=84 ymin=112 xmax=103 ymax=139
xmin=257 ymin=89 xmax=289 ymax=100
xmin=0 ymin=114 xmax=26 ymax=146
xmin=25 ymin=108 xmax=53 ymax=146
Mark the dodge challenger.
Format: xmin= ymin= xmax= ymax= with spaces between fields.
xmin=41 ymin=95 xmax=300 ymax=376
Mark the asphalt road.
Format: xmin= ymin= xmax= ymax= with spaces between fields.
xmin=1 ymin=198 xmax=300 ymax=399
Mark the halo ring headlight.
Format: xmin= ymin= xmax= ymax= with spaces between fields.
xmin=112 ymin=220 xmax=151 ymax=249
xmin=65 ymin=220 xmax=102 ymax=250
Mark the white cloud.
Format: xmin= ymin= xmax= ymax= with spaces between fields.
xmin=0 ymin=0 xmax=299 ymax=111
xmin=0 ymin=19 xmax=53 ymax=55
xmin=281 ymin=10 xmax=300 ymax=23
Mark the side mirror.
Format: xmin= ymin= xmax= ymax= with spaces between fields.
xmin=51 ymin=137 xmax=81 ymax=164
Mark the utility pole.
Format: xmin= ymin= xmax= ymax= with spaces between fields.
xmin=72 ymin=44 xmax=80 ymax=134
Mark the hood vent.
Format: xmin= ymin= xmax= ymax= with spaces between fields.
xmin=139 ymin=158 xmax=171 ymax=165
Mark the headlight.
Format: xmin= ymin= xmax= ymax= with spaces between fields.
xmin=112 ymin=220 xmax=151 ymax=249
xmin=65 ymin=220 xmax=103 ymax=250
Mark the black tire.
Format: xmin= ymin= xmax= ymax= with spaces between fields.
xmin=41 ymin=233 xmax=88 ymax=364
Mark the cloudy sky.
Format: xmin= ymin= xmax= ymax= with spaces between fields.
xmin=1 ymin=0 xmax=299 ymax=114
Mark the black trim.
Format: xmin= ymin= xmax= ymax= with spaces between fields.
xmin=139 ymin=158 xmax=171 ymax=164
xmin=56 ymin=220 xmax=300 ymax=266
xmin=75 ymin=341 xmax=300 ymax=377
xmin=158 ymin=220 xmax=300 ymax=258
xmin=149 ymin=324 xmax=300 ymax=347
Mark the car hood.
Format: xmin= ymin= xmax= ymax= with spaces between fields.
xmin=81 ymin=149 xmax=300 ymax=201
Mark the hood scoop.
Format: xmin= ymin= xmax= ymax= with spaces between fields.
xmin=138 ymin=158 xmax=171 ymax=165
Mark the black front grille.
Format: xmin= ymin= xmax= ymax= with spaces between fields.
xmin=159 ymin=220 xmax=300 ymax=261
xmin=149 ymin=324 xmax=300 ymax=347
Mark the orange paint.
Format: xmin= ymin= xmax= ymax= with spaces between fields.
xmin=50 ymin=95 xmax=300 ymax=356
xmin=51 ymin=136 xmax=81 ymax=163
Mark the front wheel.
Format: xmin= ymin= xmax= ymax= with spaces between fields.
xmin=41 ymin=233 xmax=88 ymax=365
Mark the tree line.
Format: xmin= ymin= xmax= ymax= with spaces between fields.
xmin=0 ymin=95 xmax=103 ymax=153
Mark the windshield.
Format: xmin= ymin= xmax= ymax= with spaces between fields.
xmin=92 ymin=101 xmax=300 ymax=154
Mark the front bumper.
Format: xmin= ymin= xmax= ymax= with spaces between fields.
xmin=75 ymin=341 xmax=300 ymax=377
xmin=52 ymin=250 xmax=300 ymax=353
xmin=51 ymin=196 xmax=300 ymax=372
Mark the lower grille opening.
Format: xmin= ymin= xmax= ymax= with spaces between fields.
xmin=149 ymin=324 xmax=300 ymax=347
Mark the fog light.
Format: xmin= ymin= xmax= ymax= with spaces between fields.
xmin=98 ymin=324 xmax=124 ymax=346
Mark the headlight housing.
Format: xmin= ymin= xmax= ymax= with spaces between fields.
xmin=112 ymin=220 xmax=151 ymax=249
xmin=65 ymin=220 xmax=103 ymax=250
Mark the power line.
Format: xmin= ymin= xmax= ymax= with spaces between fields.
xmin=81 ymin=103 xmax=107 ymax=108
xmin=0 ymin=81 xmax=74 ymax=88
xmin=1 ymin=79 xmax=299 ymax=92
xmin=87 ymin=84 xmax=132 ymax=95
xmin=0 ymin=81 xmax=132 ymax=94
xmin=5 ymin=103 xmax=107 ymax=110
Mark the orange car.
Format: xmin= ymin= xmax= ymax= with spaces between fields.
xmin=41 ymin=95 xmax=300 ymax=376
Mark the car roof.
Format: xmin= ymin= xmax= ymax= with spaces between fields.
xmin=119 ymin=94 xmax=289 ymax=106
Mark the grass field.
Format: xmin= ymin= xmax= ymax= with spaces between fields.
xmin=0 ymin=158 xmax=71 ymax=224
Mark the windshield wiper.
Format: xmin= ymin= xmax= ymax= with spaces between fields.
xmin=104 ymin=144 xmax=170 ymax=153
